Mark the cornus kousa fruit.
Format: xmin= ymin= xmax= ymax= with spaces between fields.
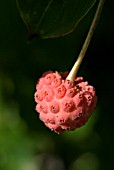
xmin=34 ymin=71 xmax=97 ymax=134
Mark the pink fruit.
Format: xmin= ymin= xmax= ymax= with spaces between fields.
xmin=34 ymin=71 xmax=97 ymax=134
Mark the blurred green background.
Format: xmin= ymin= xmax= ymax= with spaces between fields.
xmin=0 ymin=0 xmax=114 ymax=170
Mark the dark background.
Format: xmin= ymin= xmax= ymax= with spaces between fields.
xmin=0 ymin=0 xmax=114 ymax=170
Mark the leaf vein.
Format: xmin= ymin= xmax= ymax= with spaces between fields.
xmin=36 ymin=0 xmax=53 ymax=29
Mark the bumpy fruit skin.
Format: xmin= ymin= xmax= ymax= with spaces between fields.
xmin=34 ymin=71 xmax=97 ymax=134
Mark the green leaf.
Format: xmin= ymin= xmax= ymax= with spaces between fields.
xmin=16 ymin=0 xmax=97 ymax=39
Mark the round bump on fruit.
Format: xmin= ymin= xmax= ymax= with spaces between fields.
xmin=50 ymin=101 xmax=60 ymax=114
xmin=64 ymin=80 xmax=74 ymax=89
xmin=61 ymin=99 xmax=75 ymax=112
xmin=66 ymin=88 xmax=76 ymax=98
xmin=34 ymin=91 xmax=43 ymax=102
xmin=45 ymin=113 xmax=56 ymax=124
xmin=56 ymin=111 xmax=70 ymax=125
xmin=71 ymin=106 xmax=83 ymax=120
xmin=55 ymin=85 xmax=66 ymax=99
xmin=43 ymin=87 xmax=54 ymax=102
xmin=36 ymin=103 xmax=48 ymax=114
xmin=44 ymin=73 xmax=56 ymax=85
xmin=51 ymin=78 xmax=62 ymax=87
xmin=83 ymin=91 xmax=93 ymax=106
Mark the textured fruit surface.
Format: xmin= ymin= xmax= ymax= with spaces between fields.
xmin=34 ymin=71 xmax=97 ymax=134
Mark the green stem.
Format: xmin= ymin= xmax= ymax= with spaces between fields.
xmin=66 ymin=0 xmax=105 ymax=82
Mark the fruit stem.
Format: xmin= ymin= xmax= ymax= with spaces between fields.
xmin=66 ymin=0 xmax=105 ymax=82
